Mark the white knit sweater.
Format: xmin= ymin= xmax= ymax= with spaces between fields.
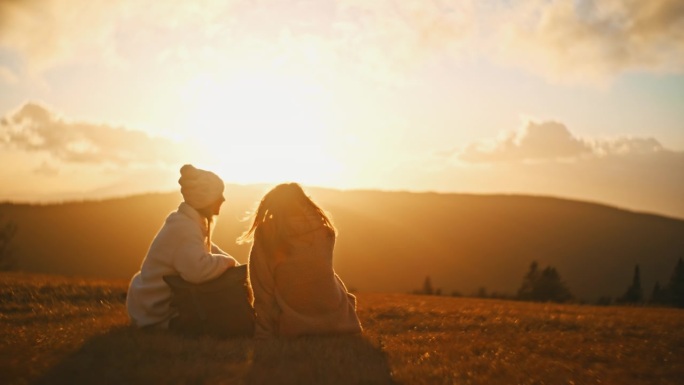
xmin=126 ymin=202 xmax=238 ymax=328
xmin=248 ymin=212 xmax=362 ymax=338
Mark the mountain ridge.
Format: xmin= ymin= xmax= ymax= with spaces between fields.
xmin=2 ymin=185 xmax=682 ymax=302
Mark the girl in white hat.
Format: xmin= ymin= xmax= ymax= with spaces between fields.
xmin=239 ymin=183 xmax=362 ymax=338
xmin=126 ymin=164 xmax=239 ymax=329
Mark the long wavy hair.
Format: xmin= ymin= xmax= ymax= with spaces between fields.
xmin=237 ymin=183 xmax=336 ymax=252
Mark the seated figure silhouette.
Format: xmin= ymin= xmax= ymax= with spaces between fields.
xmin=239 ymin=183 xmax=362 ymax=338
xmin=126 ymin=164 xmax=240 ymax=330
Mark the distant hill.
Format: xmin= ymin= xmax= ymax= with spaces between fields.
xmin=2 ymin=185 xmax=683 ymax=301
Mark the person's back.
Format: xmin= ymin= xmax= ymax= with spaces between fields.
xmin=242 ymin=183 xmax=362 ymax=338
xmin=126 ymin=164 xmax=239 ymax=329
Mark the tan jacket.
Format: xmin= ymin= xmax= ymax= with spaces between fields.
xmin=126 ymin=202 xmax=238 ymax=328
xmin=248 ymin=212 xmax=362 ymax=338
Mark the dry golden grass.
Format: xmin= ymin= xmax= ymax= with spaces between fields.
xmin=360 ymin=294 xmax=684 ymax=384
xmin=1 ymin=272 xmax=683 ymax=385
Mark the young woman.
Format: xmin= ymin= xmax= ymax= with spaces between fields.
xmin=239 ymin=183 xmax=362 ymax=338
xmin=126 ymin=164 xmax=239 ymax=329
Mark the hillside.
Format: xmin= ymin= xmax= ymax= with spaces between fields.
xmin=2 ymin=272 xmax=683 ymax=385
xmin=1 ymin=185 xmax=683 ymax=301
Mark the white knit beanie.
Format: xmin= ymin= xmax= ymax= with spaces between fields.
xmin=178 ymin=164 xmax=225 ymax=210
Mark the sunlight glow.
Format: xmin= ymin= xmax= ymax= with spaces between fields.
xmin=179 ymin=70 xmax=345 ymax=186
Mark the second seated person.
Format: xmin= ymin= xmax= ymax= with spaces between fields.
xmin=239 ymin=183 xmax=362 ymax=338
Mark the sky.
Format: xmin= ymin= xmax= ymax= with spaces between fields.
xmin=0 ymin=0 xmax=683 ymax=218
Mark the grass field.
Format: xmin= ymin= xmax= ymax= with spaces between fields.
xmin=1 ymin=272 xmax=683 ymax=385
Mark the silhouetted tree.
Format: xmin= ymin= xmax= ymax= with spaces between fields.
xmin=650 ymin=258 xmax=684 ymax=308
xmin=650 ymin=281 xmax=666 ymax=304
xmin=517 ymin=261 xmax=573 ymax=303
xmin=517 ymin=261 xmax=539 ymax=299
xmin=619 ymin=264 xmax=643 ymax=304
xmin=422 ymin=276 xmax=434 ymax=295
xmin=538 ymin=266 xmax=573 ymax=302
xmin=666 ymin=258 xmax=684 ymax=308
xmin=412 ymin=276 xmax=437 ymax=295
xmin=0 ymin=217 xmax=18 ymax=271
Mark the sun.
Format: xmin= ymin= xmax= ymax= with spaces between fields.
xmin=179 ymin=71 xmax=344 ymax=187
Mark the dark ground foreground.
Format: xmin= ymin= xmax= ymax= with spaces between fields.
xmin=1 ymin=272 xmax=683 ymax=385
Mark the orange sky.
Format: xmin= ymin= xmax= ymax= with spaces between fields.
xmin=1 ymin=0 xmax=683 ymax=218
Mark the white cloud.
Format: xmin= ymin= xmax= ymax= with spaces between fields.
xmin=459 ymin=121 xmax=593 ymax=163
xmin=0 ymin=0 xmax=126 ymax=74
xmin=494 ymin=0 xmax=684 ymax=83
xmin=455 ymin=119 xmax=678 ymax=165
xmin=34 ymin=161 xmax=59 ymax=176
xmin=0 ymin=66 xmax=18 ymax=84
xmin=335 ymin=0 xmax=477 ymax=79
xmin=1 ymin=0 xmax=682 ymax=86
xmin=590 ymin=136 xmax=665 ymax=156
xmin=432 ymin=119 xmax=684 ymax=217
xmin=403 ymin=125 xmax=684 ymax=218
xmin=0 ymin=102 xmax=188 ymax=166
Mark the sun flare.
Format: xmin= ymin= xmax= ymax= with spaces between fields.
xmin=180 ymin=71 xmax=344 ymax=186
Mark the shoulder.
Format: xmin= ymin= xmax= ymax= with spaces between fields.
xmin=287 ymin=213 xmax=324 ymax=233
xmin=163 ymin=211 xmax=201 ymax=237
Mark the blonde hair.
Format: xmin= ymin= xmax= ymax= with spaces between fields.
xmin=196 ymin=207 xmax=215 ymax=250
xmin=237 ymin=183 xmax=336 ymax=250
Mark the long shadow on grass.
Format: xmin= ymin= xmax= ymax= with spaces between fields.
xmin=32 ymin=326 xmax=398 ymax=385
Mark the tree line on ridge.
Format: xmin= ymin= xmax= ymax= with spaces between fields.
xmin=415 ymin=258 xmax=684 ymax=308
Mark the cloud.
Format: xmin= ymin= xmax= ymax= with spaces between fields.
xmin=1 ymin=0 xmax=682 ymax=85
xmin=335 ymin=0 xmax=477 ymax=78
xmin=0 ymin=66 xmax=18 ymax=84
xmin=591 ymin=136 xmax=665 ymax=156
xmin=414 ymin=122 xmax=684 ymax=218
xmin=456 ymin=119 xmax=676 ymax=165
xmin=459 ymin=121 xmax=593 ymax=163
xmin=494 ymin=0 xmax=684 ymax=83
xmin=0 ymin=0 xmax=345 ymax=66
xmin=0 ymin=0 xmax=126 ymax=74
xmin=0 ymin=102 xmax=187 ymax=166
xmin=34 ymin=161 xmax=59 ymax=176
